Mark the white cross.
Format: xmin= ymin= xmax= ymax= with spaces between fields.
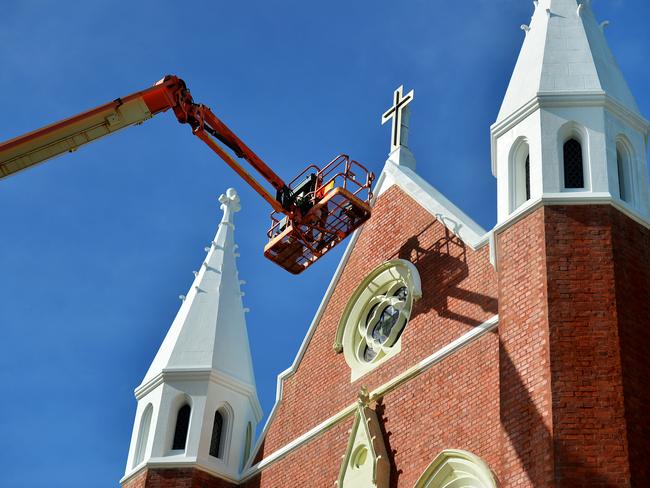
xmin=381 ymin=85 xmax=414 ymax=152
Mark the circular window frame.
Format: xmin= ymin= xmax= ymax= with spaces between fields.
xmin=334 ymin=259 xmax=421 ymax=381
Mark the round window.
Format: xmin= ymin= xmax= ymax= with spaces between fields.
xmin=356 ymin=282 xmax=412 ymax=364
xmin=335 ymin=260 xmax=421 ymax=380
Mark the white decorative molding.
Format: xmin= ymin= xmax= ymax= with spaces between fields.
xmin=335 ymin=259 xmax=422 ymax=381
xmin=413 ymin=449 xmax=498 ymax=488
xmin=134 ymin=368 xmax=263 ymax=421
xmin=335 ymin=391 xmax=390 ymax=488
xmin=492 ymin=193 xmax=650 ymax=242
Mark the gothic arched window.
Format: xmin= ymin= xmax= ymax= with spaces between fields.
xmin=172 ymin=404 xmax=191 ymax=450
xmin=510 ymin=140 xmax=530 ymax=211
xmin=209 ymin=410 xmax=224 ymax=458
xmin=563 ymin=138 xmax=584 ymax=189
xmin=133 ymin=404 xmax=153 ymax=467
xmin=616 ymin=143 xmax=634 ymax=203
xmin=241 ymin=422 xmax=253 ymax=470
xmin=525 ymin=155 xmax=531 ymax=201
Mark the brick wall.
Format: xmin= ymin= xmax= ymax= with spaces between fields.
xmin=497 ymin=207 xmax=554 ymax=487
xmin=544 ymin=206 xmax=630 ymax=486
xmin=610 ymin=208 xmax=650 ymax=487
xmin=497 ymin=204 xmax=649 ymax=487
xmin=125 ymin=193 xmax=650 ymax=488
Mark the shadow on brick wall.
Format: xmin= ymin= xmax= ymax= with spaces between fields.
xmin=394 ymin=223 xmax=497 ymax=328
xmin=374 ymin=398 xmax=402 ymax=488
xmin=500 ymin=343 xmax=619 ymax=487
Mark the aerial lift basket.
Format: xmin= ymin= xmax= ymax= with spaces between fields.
xmin=264 ymin=155 xmax=374 ymax=274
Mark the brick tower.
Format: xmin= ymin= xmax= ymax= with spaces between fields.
xmin=492 ymin=0 xmax=650 ymax=486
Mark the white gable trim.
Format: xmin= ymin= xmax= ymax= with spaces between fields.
xmin=375 ymin=161 xmax=489 ymax=250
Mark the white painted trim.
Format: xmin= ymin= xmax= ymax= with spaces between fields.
xmin=369 ymin=315 xmax=498 ymax=400
xmin=241 ymin=315 xmax=498 ymax=481
xmin=413 ymin=449 xmax=498 ymax=488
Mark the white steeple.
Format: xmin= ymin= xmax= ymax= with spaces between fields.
xmin=122 ymin=188 xmax=262 ymax=484
xmin=497 ymin=0 xmax=640 ymax=122
xmin=491 ymin=0 xmax=650 ymax=224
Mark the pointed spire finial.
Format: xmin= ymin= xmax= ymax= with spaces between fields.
xmin=218 ymin=187 xmax=241 ymax=226
xmin=357 ymin=385 xmax=370 ymax=406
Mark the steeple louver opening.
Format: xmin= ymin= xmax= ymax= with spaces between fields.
xmin=209 ymin=410 xmax=224 ymax=458
xmin=172 ymin=404 xmax=191 ymax=451
xmin=563 ymin=139 xmax=585 ymax=189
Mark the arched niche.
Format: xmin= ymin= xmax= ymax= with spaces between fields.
xmin=414 ymin=450 xmax=499 ymax=488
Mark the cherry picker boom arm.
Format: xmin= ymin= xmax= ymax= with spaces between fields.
xmin=0 ymin=75 xmax=374 ymax=274
xmin=0 ymin=75 xmax=288 ymax=213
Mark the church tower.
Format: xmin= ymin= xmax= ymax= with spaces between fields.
xmin=494 ymin=1 xmax=650 ymax=486
xmin=121 ymin=188 xmax=262 ymax=487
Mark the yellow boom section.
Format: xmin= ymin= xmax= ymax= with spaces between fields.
xmin=0 ymin=97 xmax=154 ymax=179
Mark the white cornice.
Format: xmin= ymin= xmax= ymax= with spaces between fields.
xmin=134 ymin=368 xmax=263 ymax=421
xmin=492 ymin=193 xmax=650 ymax=244
xmin=490 ymin=93 xmax=650 ymax=176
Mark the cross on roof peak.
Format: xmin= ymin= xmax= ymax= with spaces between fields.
xmin=381 ymin=85 xmax=414 ymax=152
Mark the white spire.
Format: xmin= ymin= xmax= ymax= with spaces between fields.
xmin=123 ymin=188 xmax=262 ymax=484
xmin=498 ymin=0 xmax=640 ymax=122
xmin=142 ymin=187 xmax=256 ymax=387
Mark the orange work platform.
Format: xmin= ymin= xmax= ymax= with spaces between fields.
xmin=264 ymin=155 xmax=374 ymax=274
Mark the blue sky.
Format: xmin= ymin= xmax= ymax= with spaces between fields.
xmin=1 ymin=1 xmax=648 ymax=486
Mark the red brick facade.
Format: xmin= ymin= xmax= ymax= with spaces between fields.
xmin=125 ymin=189 xmax=649 ymax=487
xmin=498 ymin=205 xmax=650 ymax=487
xmin=240 ymin=185 xmax=501 ymax=487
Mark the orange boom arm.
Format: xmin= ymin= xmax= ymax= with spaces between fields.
xmin=0 ymin=75 xmax=374 ymax=273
